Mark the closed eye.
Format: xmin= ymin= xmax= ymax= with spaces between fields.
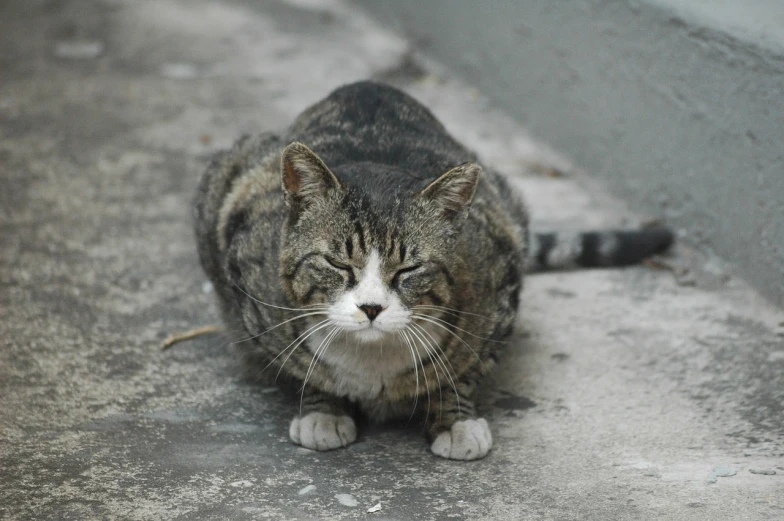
xmin=392 ymin=264 xmax=423 ymax=287
xmin=325 ymin=256 xmax=352 ymax=271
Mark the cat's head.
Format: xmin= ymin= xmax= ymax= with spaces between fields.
xmin=279 ymin=142 xmax=480 ymax=343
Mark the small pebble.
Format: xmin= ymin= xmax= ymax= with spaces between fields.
xmin=54 ymin=40 xmax=104 ymax=60
xmin=335 ymin=493 xmax=358 ymax=507
xmin=749 ymin=468 xmax=776 ymax=476
xmin=707 ymin=466 xmax=736 ymax=484
xmin=712 ymin=466 xmax=737 ymax=477
xmin=298 ymin=484 xmax=317 ymax=495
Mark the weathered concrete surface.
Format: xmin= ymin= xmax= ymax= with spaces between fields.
xmin=359 ymin=0 xmax=784 ymax=309
xmin=1 ymin=1 xmax=783 ymax=520
xmin=647 ymin=0 xmax=784 ymax=53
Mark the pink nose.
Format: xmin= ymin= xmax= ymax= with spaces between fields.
xmin=358 ymin=304 xmax=383 ymax=321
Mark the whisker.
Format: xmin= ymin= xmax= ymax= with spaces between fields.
xmin=231 ymin=283 xmax=329 ymax=312
xmin=410 ymin=322 xmax=460 ymax=384
xmin=404 ymin=326 xmax=439 ymax=422
xmin=258 ymin=318 xmax=331 ymax=377
xmin=412 ymin=307 xmax=464 ymax=322
xmin=271 ymin=319 xmax=335 ymax=381
xmin=300 ymin=326 xmax=340 ymax=416
xmin=398 ymin=329 xmax=422 ymax=422
xmin=301 ymin=326 xmax=340 ymax=390
xmin=408 ymin=323 xmax=455 ymax=419
xmin=411 ymin=314 xmax=488 ymax=374
xmin=247 ymin=317 xmax=328 ymax=381
xmin=412 ymin=331 xmax=433 ymax=425
xmin=412 ymin=305 xmax=490 ymax=320
xmin=230 ymin=311 xmax=329 ymax=345
xmin=412 ymin=313 xmax=507 ymax=344
xmin=410 ymin=322 xmax=459 ymax=392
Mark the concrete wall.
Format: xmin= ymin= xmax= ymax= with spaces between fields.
xmin=357 ymin=0 xmax=784 ymax=307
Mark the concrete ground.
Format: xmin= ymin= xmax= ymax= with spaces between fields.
xmin=1 ymin=1 xmax=782 ymax=519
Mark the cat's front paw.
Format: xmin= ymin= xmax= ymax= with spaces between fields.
xmin=430 ymin=418 xmax=492 ymax=460
xmin=289 ymin=412 xmax=357 ymax=451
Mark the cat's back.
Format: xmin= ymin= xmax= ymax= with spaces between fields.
xmin=286 ymin=81 xmax=474 ymax=176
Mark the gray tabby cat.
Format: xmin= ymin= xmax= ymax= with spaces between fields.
xmin=194 ymin=81 xmax=672 ymax=460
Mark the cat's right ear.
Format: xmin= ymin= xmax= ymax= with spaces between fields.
xmin=418 ymin=162 xmax=482 ymax=220
xmin=281 ymin=142 xmax=343 ymax=207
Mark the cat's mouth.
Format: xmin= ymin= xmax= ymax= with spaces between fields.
xmin=350 ymin=327 xmax=388 ymax=343
xmin=327 ymin=301 xmax=411 ymax=342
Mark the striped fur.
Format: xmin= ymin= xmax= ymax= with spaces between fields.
xmin=527 ymin=228 xmax=674 ymax=272
xmin=193 ymin=81 xmax=672 ymax=460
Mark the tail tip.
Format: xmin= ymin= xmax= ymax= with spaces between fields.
xmin=645 ymin=226 xmax=675 ymax=254
xmin=612 ymin=225 xmax=675 ymax=266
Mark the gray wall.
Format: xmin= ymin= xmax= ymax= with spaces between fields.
xmin=358 ymin=0 xmax=784 ymax=307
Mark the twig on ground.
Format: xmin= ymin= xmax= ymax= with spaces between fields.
xmin=161 ymin=325 xmax=223 ymax=350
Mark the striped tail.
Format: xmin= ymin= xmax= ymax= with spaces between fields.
xmin=527 ymin=227 xmax=674 ymax=272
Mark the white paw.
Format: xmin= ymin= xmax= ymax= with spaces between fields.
xmin=289 ymin=412 xmax=357 ymax=451
xmin=431 ymin=418 xmax=493 ymax=460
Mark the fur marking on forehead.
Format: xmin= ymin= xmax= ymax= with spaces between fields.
xmin=353 ymin=249 xmax=387 ymax=305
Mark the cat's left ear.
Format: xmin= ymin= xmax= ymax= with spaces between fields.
xmin=281 ymin=142 xmax=343 ymax=207
xmin=418 ymin=162 xmax=482 ymax=219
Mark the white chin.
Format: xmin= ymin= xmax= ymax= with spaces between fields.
xmin=351 ymin=327 xmax=388 ymax=343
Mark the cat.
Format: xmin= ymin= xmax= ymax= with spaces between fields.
xmin=193 ymin=81 xmax=672 ymax=460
